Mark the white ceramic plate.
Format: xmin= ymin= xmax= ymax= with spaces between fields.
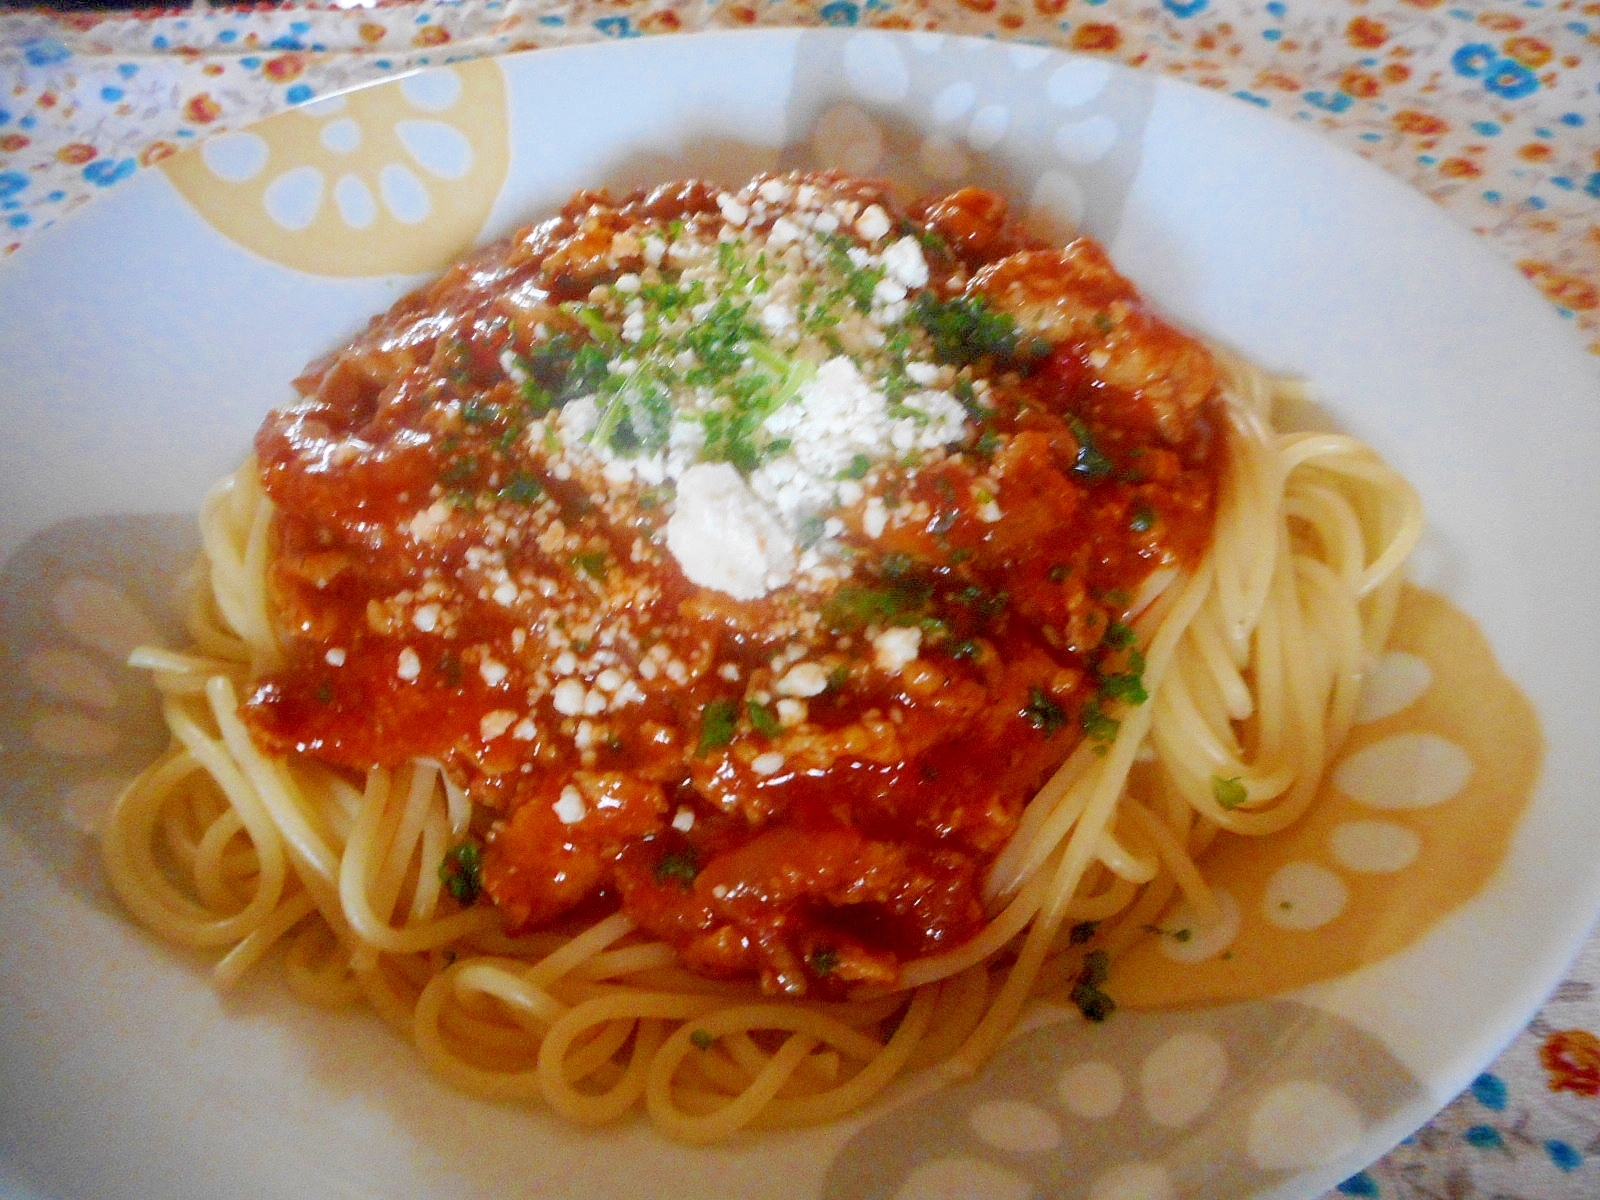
xmin=2 ymin=29 xmax=1598 ymax=1200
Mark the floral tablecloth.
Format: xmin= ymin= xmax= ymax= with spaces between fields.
xmin=2 ymin=2 xmax=1598 ymax=1197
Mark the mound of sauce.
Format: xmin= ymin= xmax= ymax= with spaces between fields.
xmin=245 ymin=172 xmax=1222 ymax=996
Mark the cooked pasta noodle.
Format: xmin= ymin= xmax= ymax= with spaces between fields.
xmin=103 ymin=343 xmax=1420 ymax=1139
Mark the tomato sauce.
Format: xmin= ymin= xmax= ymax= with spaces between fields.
xmin=244 ymin=172 xmax=1222 ymax=997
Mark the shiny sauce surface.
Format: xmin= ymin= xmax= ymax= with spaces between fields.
xmin=246 ymin=173 xmax=1222 ymax=995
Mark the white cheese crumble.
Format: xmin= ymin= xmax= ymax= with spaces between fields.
xmin=749 ymin=355 xmax=964 ymax=531
xmin=873 ymin=627 xmax=922 ymax=674
xmin=856 ymin=204 xmax=892 ymax=242
xmin=396 ymin=647 xmax=421 ymax=681
xmin=665 ymin=462 xmax=797 ymax=600
xmin=775 ymin=662 xmax=829 ymax=697
xmin=324 ymin=647 xmax=346 ymax=667
xmin=671 ymin=806 xmax=696 ymax=832
xmin=751 ymin=752 xmax=786 ymax=776
xmin=553 ymin=785 xmax=587 ymax=824
xmin=862 ymin=495 xmax=889 ymax=539
xmin=552 ymin=678 xmax=587 ymax=716
xmin=480 ymin=710 xmax=516 ymax=741
xmin=881 ymin=236 xmax=930 ymax=289
xmin=519 ymin=179 xmax=979 ymax=602
xmin=408 ymin=501 xmax=451 ymax=543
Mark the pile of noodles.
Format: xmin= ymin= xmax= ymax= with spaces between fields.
xmin=103 ymin=347 xmax=1420 ymax=1141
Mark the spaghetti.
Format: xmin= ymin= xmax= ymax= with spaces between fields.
xmin=102 ymin=172 xmax=1421 ymax=1141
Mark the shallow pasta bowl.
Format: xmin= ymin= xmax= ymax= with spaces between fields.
xmin=1 ymin=27 xmax=1598 ymax=1200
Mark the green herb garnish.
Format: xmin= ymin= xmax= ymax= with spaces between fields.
xmin=461 ymin=398 xmax=499 ymax=426
xmin=953 ymin=584 xmax=1008 ymax=622
xmin=1103 ymin=620 xmax=1136 ymax=650
xmin=654 ymin=847 xmax=700 ymax=890
xmin=1023 ymin=688 xmax=1067 ymax=737
xmin=821 ymin=576 xmax=934 ymax=632
xmin=1097 ymin=653 xmax=1148 ymax=706
xmin=1212 ymin=775 xmax=1249 ymax=810
xmin=696 ymin=698 xmax=739 ymax=755
xmin=496 ymin=471 xmax=544 ymax=505
xmin=839 ymin=452 xmax=873 ymax=480
xmin=914 ymin=293 xmax=1030 ymax=367
xmin=1068 ymin=418 xmax=1114 ymax=481
xmin=747 ymin=701 xmax=781 ymax=739
xmin=439 ymin=843 xmax=483 ymax=906
xmin=439 ymin=454 xmax=478 ymax=489
xmin=1081 ymin=699 xmax=1120 ymax=749
xmin=1070 ymin=949 xmax=1116 ymax=1023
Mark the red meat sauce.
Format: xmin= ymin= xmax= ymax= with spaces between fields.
xmin=245 ymin=172 xmax=1223 ymax=998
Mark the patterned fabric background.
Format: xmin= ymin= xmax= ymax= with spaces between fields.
xmin=1 ymin=0 xmax=1597 ymax=353
xmin=2 ymin=2 xmax=1599 ymax=1197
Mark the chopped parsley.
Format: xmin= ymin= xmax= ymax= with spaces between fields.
xmin=683 ymin=295 xmax=763 ymax=384
xmin=696 ymin=698 xmax=739 ymax=755
xmin=821 ymin=576 xmax=934 ymax=632
xmin=817 ymin=231 xmax=886 ymax=314
xmin=594 ymin=377 xmax=672 ymax=456
xmin=809 ymin=946 xmax=841 ymax=977
xmin=1023 ymin=688 xmax=1067 ymax=737
xmin=1143 ymin=923 xmax=1193 ymax=944
xmin=1081 ymin=699 xmax=1120 ymax=749
xmin=439 ymin=843 xmax=483 ymax=906
xmin=914 ymin=293 xmax=1035 ymax=367
xmin=461 ymin=398 xmax=500 ymax=426
xmin=653 ymin=847 xmax=700 ymax=890
xmin=567 ymin=302 xmax=622 ymax=351
xmin=520 ymin=332 xmax=607 ymax=405
xmin=436 ymin=650 xmax=463 ymax=689
xmin=1068 ymin=418 xmax=1114 ymax=481
xmin=839 ymin=452 xmax=873 ymax=480
xmin=689 ymin=1029 xmax=716 ymax=1051
xmin=1212 ymin=775 xmax=1249 ymax=811
xmin=496 ymin=471 xmax=544 ymax=505
xmin=1103 ymin=620 xmax=1137 ymax=650
xmin=747 ymin=700 xmax=781 ymax=739
xmin=520 ymin=379 xmax=555 ymax=414
xmin=438 ymin=454 xmax=479 ymax=489
xmin=1070 ymin=949 xmax=1116 ymax=1023
xmin=1097 ymin=653 xmax=1148 ymax=706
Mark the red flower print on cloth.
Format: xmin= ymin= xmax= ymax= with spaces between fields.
xmin=1541 ymin=1028 xmax=1600 ymax=1097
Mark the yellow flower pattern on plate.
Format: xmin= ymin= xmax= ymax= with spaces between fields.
xmin=161 ymin=59 xmax=509 ymax=277
xmin=1113 ymin=584 xmax=1542 ymax=1007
